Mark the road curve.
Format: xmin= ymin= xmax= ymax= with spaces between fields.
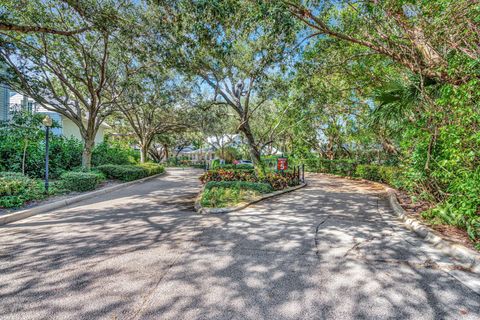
xmin=0 ymin=168 xmax=478 ymax=319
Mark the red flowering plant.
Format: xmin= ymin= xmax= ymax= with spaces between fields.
xmin=199 ymin=169 xmax=258 ymax=184
xmin=262 ymin=172 xmax=300 ymax=190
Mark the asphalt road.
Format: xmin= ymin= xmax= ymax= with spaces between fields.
xmin=0 ymin=168 xmax=479 ymax=319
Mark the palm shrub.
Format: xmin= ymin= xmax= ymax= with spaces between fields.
xmin=423 ymin=168 xmax=480 ymax=243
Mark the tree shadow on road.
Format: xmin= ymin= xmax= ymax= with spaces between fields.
xmin=0 ymin=172 xmax=478 ymax=319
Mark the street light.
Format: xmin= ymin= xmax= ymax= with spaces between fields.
xmin=42 ymin=115 xmax=53 ymax=193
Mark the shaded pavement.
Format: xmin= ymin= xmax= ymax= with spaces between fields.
xmin=0 ymin=168 xmax=479 ymax=319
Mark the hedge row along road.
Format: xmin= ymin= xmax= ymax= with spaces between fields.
xmin=0 ymin=168 xmax=478 ymax=319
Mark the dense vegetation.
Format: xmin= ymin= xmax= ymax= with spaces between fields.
xmin=0 ymin=1 xmax=478 ymax=247
xmin=201 ymin=181 xmax=274 ymax=208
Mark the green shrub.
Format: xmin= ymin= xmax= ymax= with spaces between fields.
xmin=235 ymin=164 xmax=254 ymax=170
xmin=138 ymin=163 xmax=165 ymax=176
xmin=0 ymin=131 xmax=83 ymax=179
xmin=354 ymin=164 xmax=405 ymax=188
xmin=96 ymin=164 xmax=145 ymax=181
xmin=211 ymin=159 xmax=220 ymax=169
xmin=355 ymin=164 xmax=382 ymax=181
xmin=0 ymin=172 xmax=44 ymax=208
xmin=423 ymin=168 xmax=480 ymax=242
xmin=92 ymin=142 xmax=138 ymax=166
xmin=299 ymin=158 xmax=357 ymax=176
xmin=96 ymin=163 xmax=164 ymax=181
xmin=205 ymin=181 xmax=273 ymax=193
xmin=219 ymin=164 xmax=255 ymax=171
xmin=60 ymin=171 xmax=105 ymax=192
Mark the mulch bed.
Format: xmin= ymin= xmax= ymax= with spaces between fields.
xmin=395 ymin=189 xmax=478 ymax=251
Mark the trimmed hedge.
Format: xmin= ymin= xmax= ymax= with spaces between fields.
xmin=60 ymin=171 xmax=105 ymax=192
xmin=138 ymin=163 xmax=166 ymax=176
xmin=0 ymin=172 xmax=45 ymax=208
xmin=219 ymin=164 xmax=254 ymax=170
xmin=205 ymin=181 xmax=273 ymax=193
xmin=96 ymin=163 xmax=164 ymax=181
xmin=299 ymin=158 xmax=357 ymax=176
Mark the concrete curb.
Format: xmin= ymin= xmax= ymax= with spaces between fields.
xmin=385 ymin=186 xmax=480 ymax=273
xmin=0 ymin=172 xmax=166 ymax=226
xmin=195 ymin=183 xmax=307 ymax=214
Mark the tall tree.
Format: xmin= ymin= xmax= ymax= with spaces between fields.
xmin=117 ymin=72 xmax=190 ymax=163
xmin=0 ymin=0 xmax=135 ymax=168
xmin=0 ymin=0 xmax=90 ymax=35
xmin=283 ymin=0 xmax=480 ymax=85
xmin=148 ymin=0 xmax=298 ymax=170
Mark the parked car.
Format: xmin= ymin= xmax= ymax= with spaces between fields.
xmin=237 ymin=160 xmax=253 ymax=165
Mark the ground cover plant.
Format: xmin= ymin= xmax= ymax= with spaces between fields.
xmin=0 ymin=172 xmax=45 ymax=208
xmin=200 ymin=181 xmax=273 ymax=208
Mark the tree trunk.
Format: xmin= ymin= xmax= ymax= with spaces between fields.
xmin=140 ymin=143 xmax=148 ymax=164
xmin=163 ymin=144 xmax=169 ymax=161
xmin=82 ymin=137 xmax=95 ymax=169
xmin=238 ymin=121 xmax=263 ymax=172
xmin=326 ymin=138 xmax=334 ymax=160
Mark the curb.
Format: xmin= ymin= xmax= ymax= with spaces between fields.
xmin=385 ymin=186 xmax=480 ymax=273
xmin=0 ymin=172 xmax=166 ymax=226
xmin=195 ymin=183 xmax=307 ymax=214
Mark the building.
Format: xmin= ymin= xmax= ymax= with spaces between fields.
xmin=0 ymin=84 xmax=9 ymax=122
xmin=9 ymin=93 xmax=109 ymax=144
xmin=179 ymin=147 xmax=216 ymax=164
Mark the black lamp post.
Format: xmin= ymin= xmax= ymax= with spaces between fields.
xmin=42 ymin=115 xmax=53 ymax=193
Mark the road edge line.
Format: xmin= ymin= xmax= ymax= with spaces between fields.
xmin=0 ymin=172 xmax=166 ymax=226
xmin=384 ymin=186 xmax=480 ymax=273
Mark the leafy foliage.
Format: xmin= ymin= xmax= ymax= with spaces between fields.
xmin=92 ymin=142 xmax=138 ymax=166
xmin=59 ymin=171 xmax=105 ymax=192
xmin=205 ymin=181 xmax=273 ymax=194
xmin=0 ymin=113 xmax=83 ymax=179
xmin=199 ymin=169 xmax=258 ymax=184
xmin=0 ymin=172 xmax=44 ymax=208
xmin=201 ymin=181 xmax=273 ymax=208
xmin=96 ymin=163 xmax=164 ymax=181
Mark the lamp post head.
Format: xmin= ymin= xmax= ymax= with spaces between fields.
xmin=42 ymin=115 xmax=53 ymax=127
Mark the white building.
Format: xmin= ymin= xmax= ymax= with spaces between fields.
xmin=9 ymin=93 xmax=109 ymax=144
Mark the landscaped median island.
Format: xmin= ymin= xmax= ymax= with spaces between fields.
xmin=195 ymin=164 xmax=305 ymax=213
xmin=0 ymin=163 xmax=165 ymax=212
xmin=200 ymin=181 xmax=273 ymax=208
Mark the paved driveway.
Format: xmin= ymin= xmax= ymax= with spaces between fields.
xmin=0 ymin=168 xmax=479 ymax=319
